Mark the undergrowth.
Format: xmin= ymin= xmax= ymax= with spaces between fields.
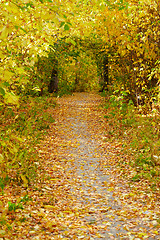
xmin=104 ymin=93 xmax=160 ymax=190
xmin=0 ymin=96 xmax=56 ymax=190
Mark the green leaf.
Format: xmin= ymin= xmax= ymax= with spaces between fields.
xmin=0 ymin=87 xmax=5 ymax=96
xmin=3 ymin=82 xmax=10 ymax=87
xmin=60 ymin=21 xmax=65 ymax=27
xmin=14 ymin=25 xmax=19 ymax=30
xmin=70 ymin=39 xmax=76 ymax=46
xmin=20 ymin=27 xmax=28 ymax=34
xmin=64 ymin=24 xmax=70 ymax=31
xmin=20 ymin=174 xmax=28 ymax=187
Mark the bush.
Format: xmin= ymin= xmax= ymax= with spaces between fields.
xmin=104 ymin=94 xmax=160 ymax=186
xmin=0 ymin=96 xmax=55 ymax=189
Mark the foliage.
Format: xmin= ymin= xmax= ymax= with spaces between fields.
xmin=104 ymin=93 xmax=160 ymax=186
xmin=0 ymin=96 xmax=55 ymax=188
xmin=95 ymin=0 xmax=160 ymax=108
xmin=0 ymin=0 xmax=69 ymax=105
xmin=1 ymin=0 xmax=159 ymax=102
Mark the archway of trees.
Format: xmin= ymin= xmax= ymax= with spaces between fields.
xmin=1 ymin=0 xmax=159 ymax=107
xmin=32 ymin=36 xmax=109 ymax=95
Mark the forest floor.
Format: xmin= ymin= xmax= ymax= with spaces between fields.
xmin=1 ymin=93 xmax=160 ymax=239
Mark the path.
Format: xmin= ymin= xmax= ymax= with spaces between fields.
xmin=55 ymin=92 xmax=126 ymax=239
xmin=18 ymin=93 xmax=159 ymax=239
xmin=43 ymin=92 xmax=158 ymax=240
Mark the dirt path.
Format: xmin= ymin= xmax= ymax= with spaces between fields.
xmin=40 ymin=92 xmax=158 ymax=240
xmin=54 ymin=92 xmax=128 ymax=239
xmin=14 ymin=93 xmax=159 ymax=239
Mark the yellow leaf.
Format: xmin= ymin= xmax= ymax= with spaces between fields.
xmin=44 ymin=205 xmax=55 ymax=210
xmin=152 ymin=230 xmax=159 ymax=234
xmin=103 ymin=181 xmax=108 ymax=186
xmin=4 ymin=92 xmax=19 ymax=106
xmin=0 ymin=50 xmax=5 ymax=59
xmin=121 ymin=50 xmax=126 ymax=56
xmin=0 ymin=26 xmax=8 ymax=39
xmin=3 ymin=70 xmax=14 ymax=81
xmin=45 ymin=220 xmax=57 ymax=229
xmin=50 ymin=178 xmax=58 ymax=181
xmin=138 ymin=232 xmax=148 ymax=237
xmin=20 ymin=174 xmax=28 ymax=187
xmin=127 ymin=44 xmax=131 ymax=50
xmin=0 ymin=154 xmax=4 ymax=163
xmin=107 ymin=187 xmax=114 ymax=191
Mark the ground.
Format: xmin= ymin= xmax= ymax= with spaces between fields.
xmin=1 ymin=93 xmax=159 ymax=239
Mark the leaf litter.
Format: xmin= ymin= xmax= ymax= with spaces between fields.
xmin=0 ymin=93 xmax=159 ymax=239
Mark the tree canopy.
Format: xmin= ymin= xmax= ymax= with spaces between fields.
xmin=0 ymin=0 xmax=159 ymax=105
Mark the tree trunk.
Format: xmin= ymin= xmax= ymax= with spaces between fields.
xmin=48 ymin=69 xmax=58 ymax=93
xmin=102 ymin=54 xmax=109 ymax=91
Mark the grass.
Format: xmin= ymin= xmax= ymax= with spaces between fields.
xmin=0 ymin=96 xmax=56 ymax=189
xmin=104 ymin=94 xmax=160 ymax=189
